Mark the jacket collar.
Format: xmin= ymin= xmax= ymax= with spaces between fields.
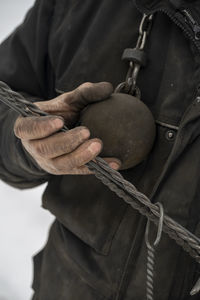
xmin=133 ymin=0 xmax=199 ymax=13
xmin=133 ymin=0 xmax=200 ymax=54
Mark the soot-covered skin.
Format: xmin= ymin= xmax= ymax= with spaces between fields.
xmin=80 ymin=93 xmax=156 ymax=170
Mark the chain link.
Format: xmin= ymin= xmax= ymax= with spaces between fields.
xmin=115 ymin=14 xmax=154 ymax=97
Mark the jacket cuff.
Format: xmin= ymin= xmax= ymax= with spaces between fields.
xmin=0 ymin=94 xmax=51 ymax=189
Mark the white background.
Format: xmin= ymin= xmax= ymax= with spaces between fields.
xmin=0 ymin=1 xmax=54 ymax=300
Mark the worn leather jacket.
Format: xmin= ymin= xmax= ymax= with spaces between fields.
xmin=0 ymin=0 xmax=200 ymax=299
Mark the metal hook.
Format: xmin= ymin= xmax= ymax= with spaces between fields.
xmin=145 ymin=202 xmax=164 ymax=249
xmin=145 ymin=203 xmax=164 ymax=300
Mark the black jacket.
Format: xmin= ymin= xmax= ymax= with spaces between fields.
xmin=0 ymin=0 xmax=200 ymax=299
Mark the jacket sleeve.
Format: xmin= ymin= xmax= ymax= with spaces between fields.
xmin=0 ymin=0 xmax=55 ymax=189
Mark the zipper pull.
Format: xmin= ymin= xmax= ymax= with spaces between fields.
xmin=181 ymin=9 xmax=200 ymax=40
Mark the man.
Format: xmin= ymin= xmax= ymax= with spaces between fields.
xmin=0 ymin=0 xmax=200 ymax=299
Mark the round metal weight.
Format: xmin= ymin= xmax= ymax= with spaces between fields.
xmin=80 ymin=93 xmax=156 ymax=170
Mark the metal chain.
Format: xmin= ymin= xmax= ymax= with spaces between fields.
xmin=1 ymin=81 xmax=200 ymax=295
xmin=115 ymin=14 xmax=154 ymax=97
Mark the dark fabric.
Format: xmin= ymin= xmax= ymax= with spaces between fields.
xmin=0 ymin=105 xmax=49 ymax=189
xmin=0 ymin=0 xmax=53 ymax=188
xmin=0 ymin=0 xmax=200 ymax=299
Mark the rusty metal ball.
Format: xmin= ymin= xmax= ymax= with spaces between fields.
xmin=80 ymin=93 xmax=156 ymax=170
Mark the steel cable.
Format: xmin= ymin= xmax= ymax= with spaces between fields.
xmin=0 ymin=80 xmax=200 ymax=265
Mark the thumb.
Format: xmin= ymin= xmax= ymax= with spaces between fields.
xmin=34 ymin=95 xmax=68 ymax=114
xmin=34 ymin=82 xmax=113 ymax=115
xmin=71 ymin=82 xmax=114 ymax=110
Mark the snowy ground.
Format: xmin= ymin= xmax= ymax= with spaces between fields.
xmin=0 ymin=1 xmax=54 ymax=300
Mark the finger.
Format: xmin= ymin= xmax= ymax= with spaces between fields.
xmin=35 ymin=98 xmax=75 ymax=126
xmin=34 ymin=97 xmax=69 ymax=114
xmin=34 ymin=82 xmax=113 ymax=120
xmin=74 ymin=82 xmax=113 ymax=109
xmin=67 ymin=165 xmax=93 ymax=175
xmin=102 ymin=157 xmax=122 ymax=170
xmin=51 ymin=138 xmax=102 ymax=173
xmin=30 ymin=126 xmax=90 ymax=159
xmin=14 ymin=115 xmax=64 ymax=140
xmin=64 ymin=157 xmax=121 ymax=175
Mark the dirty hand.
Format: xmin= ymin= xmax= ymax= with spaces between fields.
xmin=14 ymin=82 xmax=121 ymax=175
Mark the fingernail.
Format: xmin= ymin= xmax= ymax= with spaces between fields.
xmin=109 ymin=162 xmax=120 ymax=170
xmin=81 ymin=128 xmax=90 ymax=139
xmin=88 ymin=142 xmax=102 ymax=154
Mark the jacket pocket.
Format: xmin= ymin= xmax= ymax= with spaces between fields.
xmin=42 ymin=174 xmax=127 ymax=255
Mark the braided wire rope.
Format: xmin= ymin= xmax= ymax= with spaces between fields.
xmin=0 ymin=81 xmax=200 ymax=265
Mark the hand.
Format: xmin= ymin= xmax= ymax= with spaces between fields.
xmin=14 ymin=82 xmax=121 ymax=175
xmin=36 ymin=81 xmax=113 ymax=128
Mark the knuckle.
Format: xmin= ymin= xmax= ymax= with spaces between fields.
xmin=63 ymin=128 xmax=88 ymax=151
xmin=47 ymin=118 xmax=59 ymax=131
xmin=78 ymin=126 xmax=90 ymax=139
xmin=65 ymin=129 xmax=78 ymax=143
xmin=33 ymin=116 xmax=62 ymax=137
xmin=77 ymin=82 xmax=93 ymax=98
xmin=81 ymin=82 xmax=93 ymax=89
xmin=22 ymin=118 xmax=41 ymax=138
xmin=57 ymin=142 xmax=72 ymax=157
xmin=72 ymin=126 xmax=89 ymax=141
xmin=31 ymin=121 xmax=39 ymax=135
xmin=33 ymin=118 xmax=48 ymax=135
xmin=64 ymin=156 xmax=76 ymax=171
xmin=34 ymin=142 xmax=48 ymax=157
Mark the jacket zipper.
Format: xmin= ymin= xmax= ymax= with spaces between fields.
xmin=149 ymin=86 xmax=200 ymax=199
xmin=181 ymin=9 xmax=200 ymax=41
xmin=134 ymin=2 xmax=200 ymax=53
xmin=160 ymin=8 xmax=200 ymax=52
